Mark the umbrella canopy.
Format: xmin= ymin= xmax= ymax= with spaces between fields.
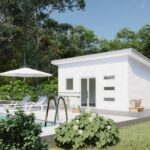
xmin=0 ymin=67 xmax=52 ymax=77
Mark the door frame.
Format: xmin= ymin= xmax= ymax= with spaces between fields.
xmin=80 ymin=77 xmax=96 ymax=107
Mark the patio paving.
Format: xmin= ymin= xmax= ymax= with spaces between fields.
xmin=1 ymin=105 xmax=150 ymax=131
xmin=89 ymin=108 xmax=150 ymax=118
xmin=86 ymin=108 xmax=150 ymax=127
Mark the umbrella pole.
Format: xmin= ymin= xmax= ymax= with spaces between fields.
xmin=23 ymin=77 xmax=26 ymax=83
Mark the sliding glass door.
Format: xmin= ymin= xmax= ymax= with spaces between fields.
xmin=81 ymin=78 xmax=96 ymax=107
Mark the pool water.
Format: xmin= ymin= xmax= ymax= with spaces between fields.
xmin=0 ymin=113 xmax=6 ymax=120
xmin=35 ymin=119 xmax=56 ymax=127
xmin=0 ymin=113 xmax=55 ymax=127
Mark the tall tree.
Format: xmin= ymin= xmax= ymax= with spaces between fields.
xmin=137 ymin=24 xmax=150 ymax=58
xmin=98 ymin=26 xmax=150 ymax=59
xmin=116 ymin=28 xmax=136 ymax=42
xmin=0 ymin=0 xmax=86 ymax=72
xmin=61 ymin=25 xmax=101 ymax=57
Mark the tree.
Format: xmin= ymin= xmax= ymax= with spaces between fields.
xmin=137 ymin=24 xmax=150 ymax=58
xmin=98 ymin=26 xmax=150 ymax=59
xmin=116 ymin=28 xmax=136 ymax=42
xmin=0 ymin=0 xmax=86 ymax=72
xmin=61 ymin=25 xmax=101 ymax=57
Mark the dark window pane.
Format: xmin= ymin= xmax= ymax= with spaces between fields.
xmin=104 ymin=87 xmax=115 ymax=90
xmin=104 ymin=98 xmax=115 ymax=101
xmin=89 ymin=78 xmax=96 ymax=107
xmin=81 ymin=79 xmax=87 ymax=106
xmin=104 ymin=76 xmax=115 ymax=80
xmin=66 ymin=79 xmax=73 ymax=90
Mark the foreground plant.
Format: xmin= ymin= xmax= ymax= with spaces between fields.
xmin=55 ymin=112 xmax=119 ymax=149
xmin=0 ymin=110 xmax=48 ymax=150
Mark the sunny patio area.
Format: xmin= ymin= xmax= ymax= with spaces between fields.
xmin=1 ymin=102 xmax=150 ymax=137
xmin=1 ymin=100 xmax=150 ymax=150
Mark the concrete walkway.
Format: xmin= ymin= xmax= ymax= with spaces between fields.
xmin=1 ymin=105 xmax=150 ymax=130
xmin=87 ymin=108 xmax=150 ymax=127
xmin=87 ymin=108 xmax=150 ymax=118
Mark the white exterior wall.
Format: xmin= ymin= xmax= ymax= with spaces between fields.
xmin=128 ymin=57 xmax=150 ymax=109
xmin=58 ymin=56 xmax=129 ymax=111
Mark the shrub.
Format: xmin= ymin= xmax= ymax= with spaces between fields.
xmin=0 ymin=80 xmax=32 ymax=100
xmin=36 ymin=77 xmax=58 ymax=97
xmin=0 ymin=78 xmax=58 ymax=101
xmin=55 ymin=112 xmax=119 ymax=149
xmin=0 ymin=110 xmax=48 ymax=150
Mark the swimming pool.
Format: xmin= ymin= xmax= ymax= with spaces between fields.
xmin=0 ymin=113 xmax=6 ymax=120
xmin=0 ymin=113 xmax=55 ymax=127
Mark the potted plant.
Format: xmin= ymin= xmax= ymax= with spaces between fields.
xmin=130 ymin=99 xmax=142 ymax=107
xmin=71 ymin=104 xmax=80 ymax=113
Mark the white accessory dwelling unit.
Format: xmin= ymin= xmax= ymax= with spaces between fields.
xmin=52 ymin=48 xmax=150 ymax=111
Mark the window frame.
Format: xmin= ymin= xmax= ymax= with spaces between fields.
xmin=104 ymin=87 xmax=115 ymax=90
xmin=66 ymin=78 xmax=73 ymax=90
xmin=104 ymin=97 xmax=115 ymax=101
xmin=104 ymin=75 xmax=115 ymax=80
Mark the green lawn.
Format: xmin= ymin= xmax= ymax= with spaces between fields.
xmin=49 ymin=121 xmax=150 ymax=150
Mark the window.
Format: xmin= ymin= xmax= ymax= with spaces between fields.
xmin=66 ymin=79 xmax=73 ymax=90
xmin=104 ymin=98 xmax=115 ymax=101
xmin=104 ymin=75 xmax=115 ymax=80
xmin=104 ymin=87 xmax=115 ymax=90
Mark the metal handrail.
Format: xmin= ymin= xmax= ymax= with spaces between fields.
xmin=54 ymin=96 xmax=68 ymax=125
xmin=44 ymin=96 xmax=57 ymax=127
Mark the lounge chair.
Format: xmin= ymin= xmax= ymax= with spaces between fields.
xmin=28 ymin=96 xmax=48 ymax=111
xmin=9 ymin=96 xmax=31 ymax=109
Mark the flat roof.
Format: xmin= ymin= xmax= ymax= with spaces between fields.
xmin=51 ymin=48 xmax=150 ymax=68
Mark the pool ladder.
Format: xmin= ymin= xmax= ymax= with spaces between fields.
xmin=44 ymin=96 xmax=68 ymax=127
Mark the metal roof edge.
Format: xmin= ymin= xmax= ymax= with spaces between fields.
xmin=51 ymin=48 xmax=132 ymax=65
xmin=51 ymin=48 xmax=150 ymax=68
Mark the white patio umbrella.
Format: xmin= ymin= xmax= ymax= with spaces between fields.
xmin=0 ymin=67 xmax=52 ymax=77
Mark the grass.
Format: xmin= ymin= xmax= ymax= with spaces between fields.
xmin=48 ymin=121 xmax=150 ymax=150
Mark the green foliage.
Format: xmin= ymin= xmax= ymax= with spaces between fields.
xmin=36 ymin=77 xmax=58 ymax=97
xmin=0 ymin=0 xmax=86 ymax=73
xmin=0 ymin=80 xmax=32 ymax=100
xmin=116 ymin=28 xmax=136 ymax=42
xmin=99 ymin=25 xmax=150 ymax=59
xmin=137 ymin=24 xmax=150 ymax=58
xmin=0 ymin=110 xmax=48 ymax=150
xmin=0 ymin=78 xmax=58 ymax=101
xmin=55 ymin=112 xmax=119 ymax=149
xmin=61 ymin=25 xmax=100 ymax=58
xmin=0 ymin=0 xmax=150 ymax=75
xmin=104 ymin=121 xmax=150 ymax=150
xmin=49 ymin=121 xmax=150 ymax=150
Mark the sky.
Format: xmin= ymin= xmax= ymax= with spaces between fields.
xmin=51 ymin=0 xmax=150 ymax=39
